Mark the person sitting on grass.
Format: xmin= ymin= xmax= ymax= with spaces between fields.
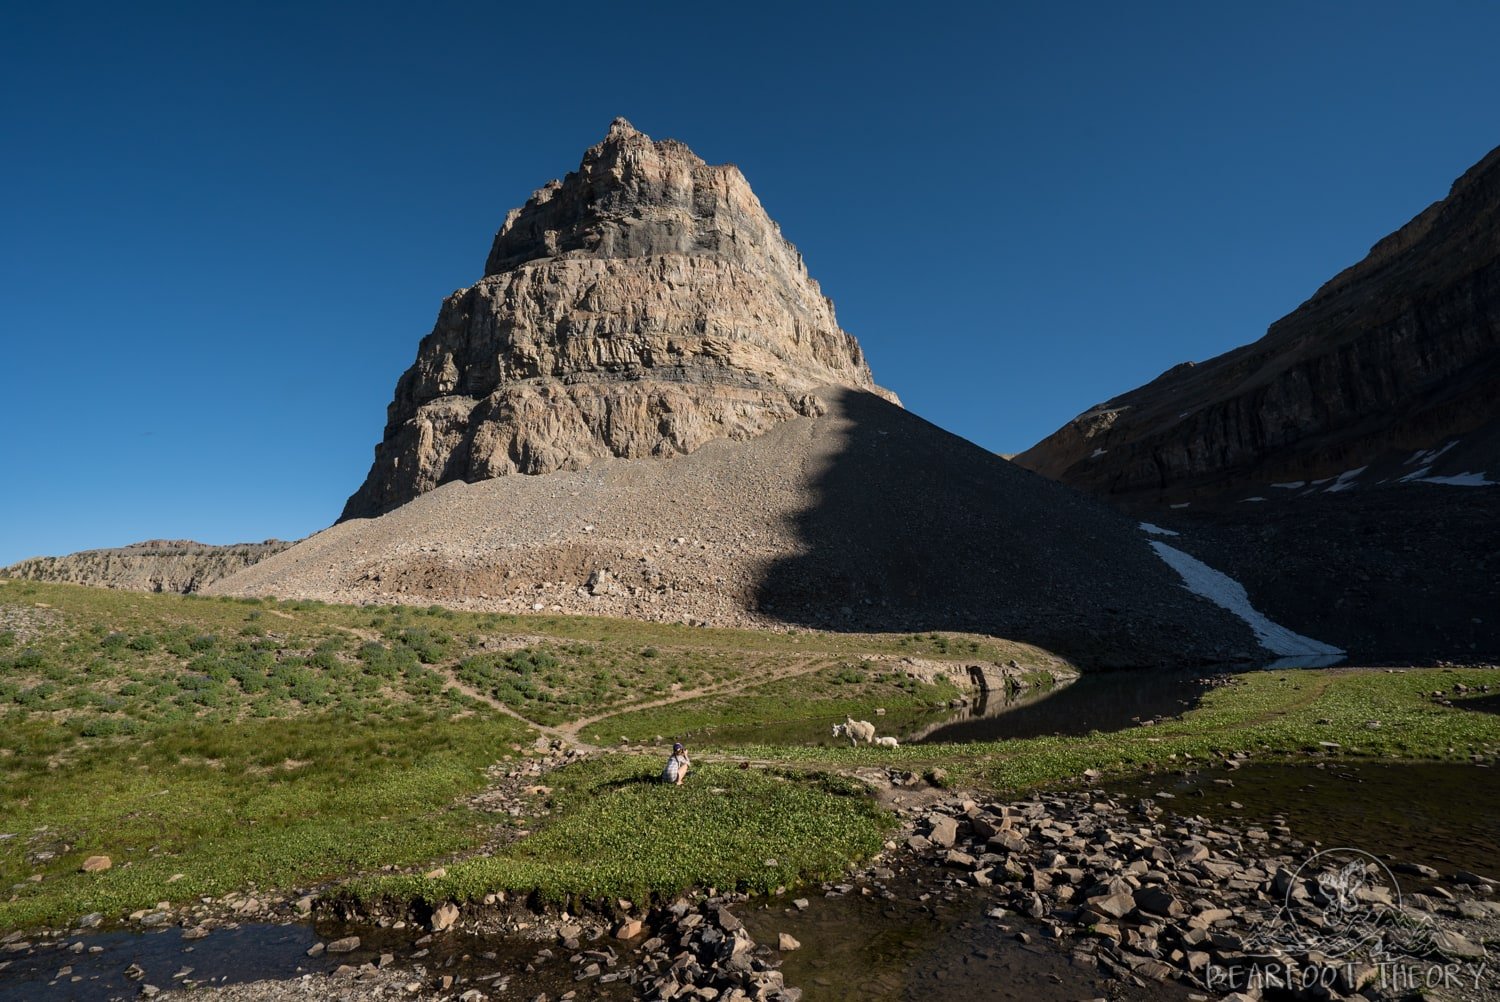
xmin=662 ymin=742 xmax=691 ymax=785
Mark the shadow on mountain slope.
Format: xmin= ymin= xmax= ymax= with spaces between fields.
xmin=753 ymin=388 xmax=1258 ymax=668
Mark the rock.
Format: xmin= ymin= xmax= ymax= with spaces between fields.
xmin=338 ymin=118 xmax=893 ymax=523
xmin=325 ymin=936 xmax=360 ymax=953
xmin=1133 ymin=886 xmax=1183 ymax=918
xmin=988 ymin=832 xmax=1027 ymax=854
xmin=424 ymin=867 xmax=447 ymax=879
xmin=306 ymin=943 xmax=326 ymax=958
xmin=1013 ymin=142 xmax=1500 ymax=662
xmin=927 ymin=816 xmax=959 ymax=848
xmin=777 ymin=933 xmax=800 ymax=951
xmin=431 ymin=902 xmax=460 ymax=932
xmin=615 ymin=919 xmax=644 ymax=940
xmin=1015 ymin=143 xmax=1500 ymax=506
xmin=1087 ymin=893 xmax=1136 ymax=920
xmin=1433 ymin=929 xmax=1487 ymax=959
xmin=204 ymin=122 xmax=1265 ymax=667
xmin=80 ymin=856 xmax=111 ymax=873
xmin=2 ymin=539 xmax=293 ymax=594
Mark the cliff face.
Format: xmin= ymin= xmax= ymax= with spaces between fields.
xmin=3 ymin=539 xmax=293 ymax=594
xmin=1015 ymin=143 xmax=1500 ymax=501
xmin=342 ymin=119 xmax=893 ymax=521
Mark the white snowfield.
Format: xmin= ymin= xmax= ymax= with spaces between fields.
xmin=1147 ymin=540 xmax=1345 ymax=659
xmin=1138 ymin=522 xmax=1180 ymax=537
xmin=1407 ymin=441 xmax=1458 ymax=467
xmin=1413 ymin=471 xmax=1495 ymax=487
xmin=1323 ymin=467 xmax=1367 ymax=493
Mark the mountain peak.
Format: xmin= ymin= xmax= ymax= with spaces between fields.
xmin=342 ymin=124 xmax=893 ymax=521
xmin=606 ymin=115 xmax=640 ymax=138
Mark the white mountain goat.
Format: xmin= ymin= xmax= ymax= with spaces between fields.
xmin=874 ymin=735 xmax=900 ymax=748
xmin=831 ymin=717 xmax=877 ymax=746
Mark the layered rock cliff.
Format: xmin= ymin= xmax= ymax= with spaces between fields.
xmin=342 ymin=118 xmax=893 ymax=521
xmin=1015 ymin=143 xmax=1500 ymax=502
xmin=3 ymin=539 xmax=293 ymax=594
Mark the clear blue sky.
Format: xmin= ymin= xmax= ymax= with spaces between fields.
xmin=3 ymin=2 xmax=1498 ymax=565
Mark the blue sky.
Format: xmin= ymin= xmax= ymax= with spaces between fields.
xmin=3 ymin=2 xmax=1498 ymax=564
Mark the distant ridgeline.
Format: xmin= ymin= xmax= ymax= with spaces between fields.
xmin=2 ymin=539 xmax=295 ymax=594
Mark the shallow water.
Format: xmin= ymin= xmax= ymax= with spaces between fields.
xmin=1106 ymin=760 xmax=1500 ymax=877
xmin=699 ymin=668 xmax=1217 ymax=748
xmin=741 ymin=876 xmax=1193 ymax=1002
xmin=0 ymin=923 xmax=323 ymax=1001
xmin=910 ymin=668 xmax=1214 ymax=744
xmin=0 ymin=918 xmax=631 ymax=1002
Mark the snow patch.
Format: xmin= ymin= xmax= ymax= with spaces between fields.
xmin=1270 ymin=481 xmax=1305 ymax=490
xmin=1323 ymin=467 xmax=1368 ymax=493
xmin=1241 ymin=496 xmax=1268 ymax=503
xmin=1169 ymin=502 xmax=1191 ymax=509
xmin=1415 ymin=471 xmax=1495 ymax=487
xmin=1399 ymin=466 xmax=1431 ymax=483
xmin=1139 ymin=522 xmax=1180 ymax=537
xmin=1148 ymin=542 xmax=1344 ymax=658
xmin=1406 ymin=441 xmax=1458 ymax=467
xmin=1089 ymin=448 xmax=1108 ymax=458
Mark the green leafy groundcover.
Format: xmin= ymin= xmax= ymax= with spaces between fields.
xmin=0 ymin=712 xmax=533 ymax=932
xmin=347 ymin=758 xmax=892 ymax=907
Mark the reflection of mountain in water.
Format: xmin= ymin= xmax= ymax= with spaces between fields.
xmin=911 ymin=669 xmax=1216 ymax=744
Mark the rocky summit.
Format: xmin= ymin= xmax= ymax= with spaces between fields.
xmin=205 ymin=120 xmax=1287 ymax=668
xmin=341 ymin=118 xmax=894 ymax=522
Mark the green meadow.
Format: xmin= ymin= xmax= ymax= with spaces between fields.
xmin=2 ymin=579 xmax=1496 ymax=931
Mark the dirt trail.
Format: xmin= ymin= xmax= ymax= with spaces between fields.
xmin=336 ymin=624 xmax=839 ymax=753
xmin=339 ymin=625 xmax=587 ymax=748
xmin=555 ymin=656 xmax=831 ymax=740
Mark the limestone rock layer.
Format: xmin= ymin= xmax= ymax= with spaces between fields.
xmin=342 ymin=119 xmax=892 ymax=521
xmin=1015 ymin=143 xmax=1500 ymax=501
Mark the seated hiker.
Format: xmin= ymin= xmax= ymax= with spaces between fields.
xmin=662 ymin=742 xmax=691 ymax=785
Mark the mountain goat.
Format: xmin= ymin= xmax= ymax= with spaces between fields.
xmin=832 ymin=717 xmax=877 ymax=746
